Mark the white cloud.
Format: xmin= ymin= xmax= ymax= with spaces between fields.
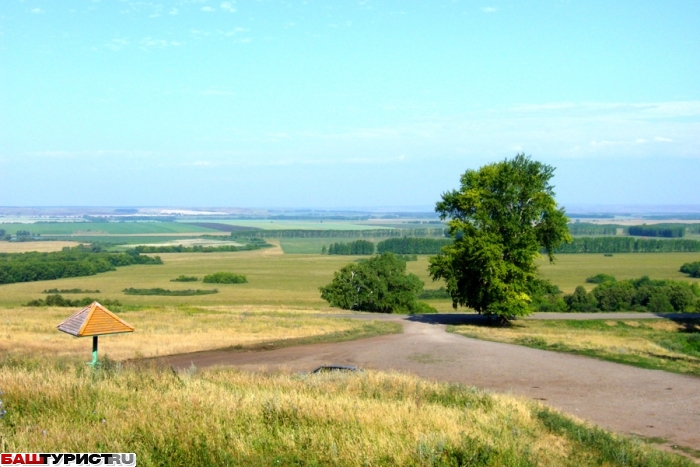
xmin=481 ymin=7 xmax=498 ymax=13
xmin=221 ymin=2 xmax=236 ymax=13
xmin=201 ymin=6 xmax=215 ymax=12
xmin=30 ymin=7 xmax=44 ymax=14
xmin=169 ymin=8 xmax=179 ymax=15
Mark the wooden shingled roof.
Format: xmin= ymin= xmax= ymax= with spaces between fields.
xmin=57 ymin=301 xmax=134 ymax=337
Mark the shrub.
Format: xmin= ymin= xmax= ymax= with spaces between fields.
xmin=585 ymin=274 xmax=616 ymax=284
xmin=171 ymin=275 xmax=198 ymax=282
xmin=25 ymin=294 xmax=121 ymax=307
xmin=564 ymin=286 xmax=598 ymax=312
xmin=122 ymin=288 xmax=218 ymax=296
xmin=680 ymin=261 xmax=700 ymax=278
xmin=320 ymin=253 xmax=426 ymax=313
xmin=202 ymin=272 xmax=248 ymax=284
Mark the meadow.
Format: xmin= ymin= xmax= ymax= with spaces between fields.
xmin=0 ymin=305 xmax=399 ymax=361
xmin=1 ymin=239 xmax=699 ymax=310
xmin=0 ymin=357 xmax=691 ymax=466
xmin=2 ymin=230 xmax=700 ymax=464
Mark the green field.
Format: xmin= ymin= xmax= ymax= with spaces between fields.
xmin=0 ymin=221 xmax=218 ymax=235
xmin=1 ymin=243 xmax=699 ymax=310
xmin=280 ymin=237 xmax=367 ymax=254
xmin=536 ymin=252 xmax=700 ymax=293
xmin=210 ymin=220 xmax=389 ymax=230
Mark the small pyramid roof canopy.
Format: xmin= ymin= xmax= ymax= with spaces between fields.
xmin=57 ymin=301 xmax=134 ymax=337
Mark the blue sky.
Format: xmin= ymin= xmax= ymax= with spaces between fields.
xmin=1 ymin=0 xmax=699 ymax=209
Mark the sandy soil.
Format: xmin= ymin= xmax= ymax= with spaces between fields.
xmin=159 ymin=313 xmax=700 ymax=455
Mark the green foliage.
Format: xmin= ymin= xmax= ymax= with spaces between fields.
xmin=202 ymin=272 xmax=248 ymax=284
xmin=429 ymin=154 xmax=571 ymax=321
xmin=554 ymin=237 xmax=700 ymax=253
xmin=418 ymin=287 xmax=452 ymax=299
xmin=567 ymin=222 xmax=620 ymax=236
xmin=320 ymin=252 xmax=429 ymax=313
xmin=527 ymin=279 xmax=567 ymax=312
xmin=132 ymin=240 xmax=270 ymax=254
xmin=376 ymin=237 xmax=453 ymax=255
xmin=629 ymin=224 xmax=685 ymax=238
xmin=563 ymin=276 xmax=699 ymax=313
xmin=0 ymin=245 xmax=162 ymax=285
xmin=170 ymin=275 xmax=198 ymax=282
xmin=327 ymin=240 xmax=375 ymax=255
xmin=122 ymin=288 xmax=218 ymax=296
xmin=680 ymin=261 xmax=700 ymax=278
xmin=42 ymin=288 xmax=100 ymax=294
xmin=586 ymin=273 xmax=617 ymax=284
xmin=564 ymin=286 xmax=598 ymax=312
xmin=25 ymin=294 xmax=121 ymax=307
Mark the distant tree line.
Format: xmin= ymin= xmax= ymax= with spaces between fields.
xmin=231 ymin=228 xmax=447 ymax=239
xmin=567 ymin=223 xmax=620 ymax=236
xmin=43 ymin=288 xmax=100 ymax=294
xmin=628 ymin=224 xmax=685 ymax=238
xmin=26 ymin=294 xmax=122 ymax=307
xmin=123 ymin=288 xmax=218 ymax=296
xmin=0 ymin=229 xmax=43 ymax=241
xmin=551 ymin=237 xmax=700 ymax=253
xmin=377 ymin=237 xmax=453 ymax=255
xmin=0 ymin=245 xmax=162 ymax=285
xmin=563 ymin=276 xmax=700 ymax=313
xmin=327 ymin=240 xmax=375 ymax=255
xmin=132 ymin=240 xmax=269 ymax=254
xmin=680 ymin=261 xmax=700 ymax=278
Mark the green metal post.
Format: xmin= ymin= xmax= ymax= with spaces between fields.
xmin=89 ymin=335 xmax=98 ymax=367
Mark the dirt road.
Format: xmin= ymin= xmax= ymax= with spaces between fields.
xmin=159 ymin=313 xmax=700 ymax=453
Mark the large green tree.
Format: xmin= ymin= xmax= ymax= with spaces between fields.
xmin=429 ymin=154 xmax=570 ymax=323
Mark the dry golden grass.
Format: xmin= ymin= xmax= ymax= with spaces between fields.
xmin=0 ymin=359 xmax=688 ymax=466
xmin=0 ymin=241 xmax=81 ymax=253
xmin=0 ymin=305 xmax=385 ymax=361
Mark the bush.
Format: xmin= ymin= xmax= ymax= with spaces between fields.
xmin=585 ymin=274 xmax=616 ymax=284
xmin=202 ymin=272 xmax=248 ymax=284
xmin=320 ymin=253 xmax=427 ymax=313
xmin=122 ymin=288 xmax=218 ymax=296
xmin=680 ymin=261 xmax=700 ymax=278
xmin=170 ymin=275 xmax=198 ymax=282
xmin=25 ymin=294 xmax=121 ymax=307
xmin=564 ymin=286 xmax=598 ymax=312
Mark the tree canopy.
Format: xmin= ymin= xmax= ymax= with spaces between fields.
xmin=319 ymin=253 xmax=432 ymax=313
xmin=429 ymin=154 xmax=570 ymax=322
